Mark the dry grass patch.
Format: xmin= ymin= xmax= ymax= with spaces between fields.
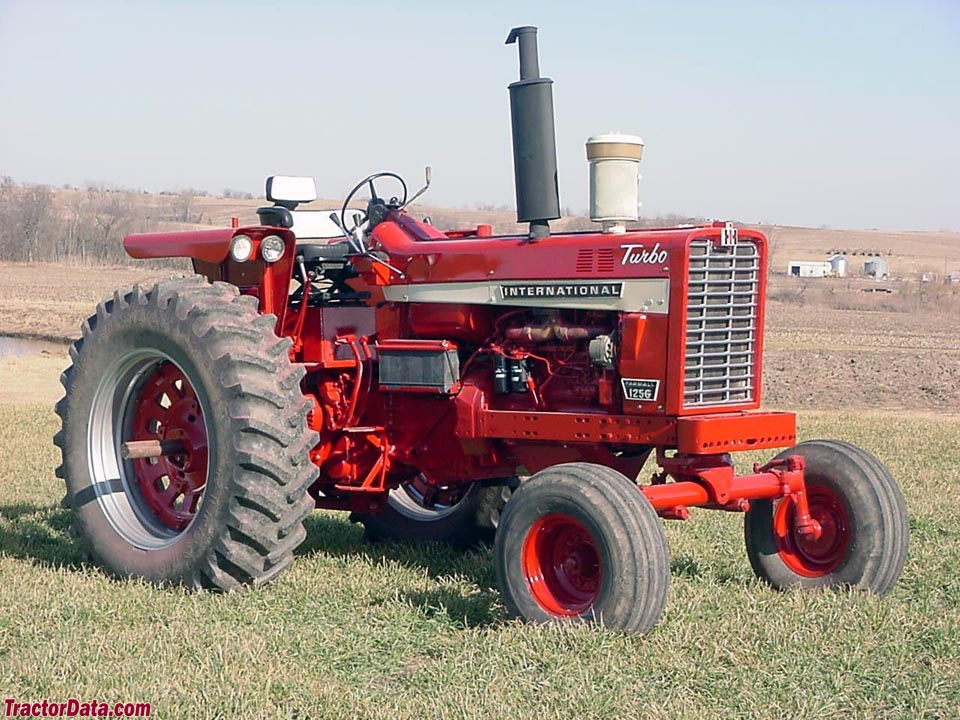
xmin=0 ymin=262 xmax=184 ymax=341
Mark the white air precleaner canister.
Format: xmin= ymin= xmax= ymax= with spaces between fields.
xmin=586 ymin=133 xmax=644 ymax=233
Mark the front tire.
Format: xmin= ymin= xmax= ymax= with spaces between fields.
xmin=744 ymin=440 xmax=908 ymax=594
xmin=495 ymin=463 xmax=670 ymax=634
xmin=54 ymin=277 xmax=319 ymax=590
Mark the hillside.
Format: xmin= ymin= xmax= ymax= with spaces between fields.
xmin=3 ymin=182 xmax=958 ymax=278
xmin=761 ymin=224 xmax=960 ymax=277
xmin=187 ymin=194 xmax=960 ymax=278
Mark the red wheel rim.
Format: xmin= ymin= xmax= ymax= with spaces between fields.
xmin=129 ymin=361 xmax=208 ymax=532
xmin=773 ymin=485 xmax=850 ymax=577
xmin=521 ymin=513 xmax=602 ymax=616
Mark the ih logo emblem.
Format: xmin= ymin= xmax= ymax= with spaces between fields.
xmin=721 ymin=222 xmax=739 ymax=247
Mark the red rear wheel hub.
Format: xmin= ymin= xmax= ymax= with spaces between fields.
xmin=521 ymin=513 xmax=602 ymax=616
xmin=130 ymin=361 xmax=208 ymax=532
xmin=773 ymin=485 xmax=850 ymax=577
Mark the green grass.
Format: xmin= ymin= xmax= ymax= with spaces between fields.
xmin=1 ymin=405 xmax=958 ymax=719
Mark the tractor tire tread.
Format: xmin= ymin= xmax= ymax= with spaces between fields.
xmin=744 ymin=440 xmax=908 ymax=594
xmin=55 ymin=276 xmax=319 ymax=591
xmin=495 ymin=462 xmax=669 ymax=634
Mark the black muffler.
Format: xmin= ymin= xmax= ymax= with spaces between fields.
xmin=506 ymin=26 xmax=561 ymax=240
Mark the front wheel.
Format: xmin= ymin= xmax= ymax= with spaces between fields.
xmin=494 ymin=463 xmax=670 ymax=634
xmin=744 ymin=440 xmax=908 ymax=594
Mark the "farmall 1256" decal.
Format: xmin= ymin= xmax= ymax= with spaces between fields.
xmin=621 ymin=377 xmax=661 ymax=402
xmin=620 ymin=242 xmax=668 ymax=266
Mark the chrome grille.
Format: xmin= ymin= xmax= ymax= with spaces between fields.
xmin=684 ymin=239 xmax=760 ymax=407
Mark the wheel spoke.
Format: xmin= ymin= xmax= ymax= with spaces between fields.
xmin=128 ymin=360 xmax=209 ymax=533
xmin=157 ymin=364 xmax=186 ymax=401
xmin=157 ymin=483 xmax=182 ymax=512
xmin=135 ymin=460 xmax=168 ymax=486
xmin=139 ymin=406 xmax=168 ymax=432
xmin=182 ymin=487 xmax=203 ymax=514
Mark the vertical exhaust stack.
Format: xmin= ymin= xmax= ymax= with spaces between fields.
xmin=506 ymin=26 xmax=560 ymax=240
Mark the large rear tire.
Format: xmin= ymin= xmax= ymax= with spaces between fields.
xmin=352 ymin=477 xmax=514 ymax=548
xmin=744 ymin=440 xmax=908 ymax=594
xmin=495 ymin=463 xmax=670 ymax=634
xmin=54 ymin=277 xmax=319 ymax=590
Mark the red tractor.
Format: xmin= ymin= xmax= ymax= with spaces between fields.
xmin=55 ymin=27 xmax=907 ymax=633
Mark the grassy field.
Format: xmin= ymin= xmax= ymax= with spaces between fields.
xmin=1 ymin=358 xmax=958 ymax=717
xmin=1 ymin=257 xmax=958 ymax=717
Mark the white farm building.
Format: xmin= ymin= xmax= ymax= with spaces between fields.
xmin=787 ymin=261 xmax=832 ymax=278
xmin=828 ymin=254 xmax=848 ymax=277
xmin=863 ymin=258 xmax=889 ymax=279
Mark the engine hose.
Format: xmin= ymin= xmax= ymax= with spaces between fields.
xmin=504 ymin=322 xmax=606 ymax=343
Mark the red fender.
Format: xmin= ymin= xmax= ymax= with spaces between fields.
xmin=124 ymin=228 xmax=236 ymax=263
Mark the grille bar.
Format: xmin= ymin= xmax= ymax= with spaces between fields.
xmin=683 ymin=239 xmax=760 ymax=408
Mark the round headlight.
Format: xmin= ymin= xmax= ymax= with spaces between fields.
xmin=229 ymin=234 xmax=253 ymax=262
xmin=260 ymin=235 xmax=285 ymax=263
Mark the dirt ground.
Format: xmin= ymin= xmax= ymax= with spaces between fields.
xmin=1 ymin=261 xmax=957 ymax=414
xmin=763 ymin=301 xmax=960 ymax=413
xmin=0 ymin=261 xmax=184 ymax=340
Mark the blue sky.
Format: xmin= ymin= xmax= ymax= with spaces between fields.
xmin=1 ymin=0 xmax=957 ymax=230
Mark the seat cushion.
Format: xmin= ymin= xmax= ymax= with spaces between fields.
xmin=298 ymin=241 xmax=352 ymax=262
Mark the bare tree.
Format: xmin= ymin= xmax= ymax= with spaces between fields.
xmin=0 ymin=176 xmax=17 ymax=256
xmin=89 ymin=188 xmax=136 ymax=262
xmin=223 ymin=188 xmax=254 ymax=200
xmin=20 ymin=184 xmax=55 ymax=261
xmin=172 ymin=190 xmax=194 ymax=223
xmin=0 ymin=180 xmax=58 ymax=261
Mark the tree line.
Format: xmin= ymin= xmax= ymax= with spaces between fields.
xmin=0 ymin=176 xmax=707 ymax=266
xmin=0 ymin=178 xmax=251 ymax=265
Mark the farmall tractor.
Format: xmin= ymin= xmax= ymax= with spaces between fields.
xmin=55 ymin=27 xmax=908 ymax=633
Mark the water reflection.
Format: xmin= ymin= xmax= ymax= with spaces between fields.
xmin=0 ymin=336 xmax=67 ymax=357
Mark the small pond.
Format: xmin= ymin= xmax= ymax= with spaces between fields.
xmin=0 ymin=335 xmax=69 ymax=357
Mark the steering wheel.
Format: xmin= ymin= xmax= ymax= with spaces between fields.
xmin=340 ymin=172 xmax=408 ymax=235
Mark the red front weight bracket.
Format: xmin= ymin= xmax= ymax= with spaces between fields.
xmin=755 ymin=455 xmax=822 ymax=540
xmin=641 ymin=451 xmax=822 ymax=541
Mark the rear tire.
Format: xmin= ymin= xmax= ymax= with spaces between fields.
xmin=495 ymin=463 xmax=669 ymax=634
xmin=352 ymin=479 xmax=514 ymax=548
xmin=54 ymin=277 xmax=319 ymax=590
xmin=744 ymin=440 xmax=908 ymax=594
